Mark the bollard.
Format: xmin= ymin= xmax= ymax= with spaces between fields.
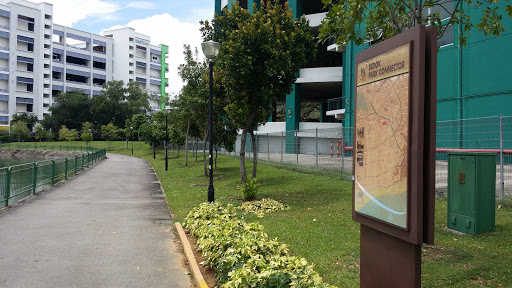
xmin=331 ymin=140 xmax=333 ymax=157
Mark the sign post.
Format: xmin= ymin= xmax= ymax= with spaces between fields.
xmin=353 ymin=25 xmax=437 ymax=287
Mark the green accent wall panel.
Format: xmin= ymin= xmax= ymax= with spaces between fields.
xmin=437 ymin=47 xmax=457 ymax=100
xmin=437 ymin=100 xmax=459 ymax=121
xmin=160 ymin=45 xmax=169 ymax=109
xmin=464 ymin=94 xmax=512 ymax=119
xmin=463 ymin=33 xmax=512 ymax=97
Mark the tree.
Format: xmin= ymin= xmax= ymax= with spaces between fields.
xmin=66 ymin=129 xmax=78 ymax=144
xmin=44 ymin=91 xmax=92 ymax=132
xmin=11 ymin=121 xmax=30 ymax=142
xmin=319 ymin=0 xmax=512 ymax=47
xmin=0 ymin=130 xmax=11 ymax=143
xmin=201 ymin=1 xmax=316 ymax=184
xmin=11 ymin=112 xmax=38 ymax=132
xmin=176 ymin=44 xmax=210 ymax=167
xmin=130 ymin=113 xmax=148 ymax=148
xmin=81 ymin=122 xmax=94 ymax=147
xmin=139 ymin=114 xmax=165 ymax=159
xmin=34 ymin=125 xmax=46 ymax=142
xmin=59 ymin=125 xmax=70 ymax=142
xmin=101 ymin=122 xmax=119 ymax=150
xmin=91 ymin=80 xmax=150 ymax=128
xmin=45 ymin=130 xmax=55 ymax=142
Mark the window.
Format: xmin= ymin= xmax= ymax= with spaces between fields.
xmin=423 ymin=1 xmax=454 ymax=47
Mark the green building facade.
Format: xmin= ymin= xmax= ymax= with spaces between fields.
xmin=215 ymin=1 xmax=512 ymax=149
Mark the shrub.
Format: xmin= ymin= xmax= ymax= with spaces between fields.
xmin=241 ymin=178 xmax=259 ymax=201
xmin=183 ymin=202 xmax=337 ymax=288
xmin=238 ymin=198 xmax=290 ymax=218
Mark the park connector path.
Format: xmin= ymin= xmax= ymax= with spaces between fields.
xmin=0 ymin=153 xmax=192 ymax=288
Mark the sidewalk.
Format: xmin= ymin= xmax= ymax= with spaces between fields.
xmin=0 ymin=153 xmax=192 ymax=288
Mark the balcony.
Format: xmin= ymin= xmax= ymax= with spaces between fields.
xmin=0 ymin=46 xmax=8 ymax=51
xmin=151 ymin=60 xmax=160 ymax=64
xmin=0 ymin=25 xmax=9 ymax=30
xmin=325 ymin=97 xmax=345 ymax=120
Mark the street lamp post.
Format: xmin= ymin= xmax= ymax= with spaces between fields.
xmin=165 ymin=111 xmax=168 ymax=171
xmin=152 ymin=121 xmax=156 ymax=159
xmin=88 ymin=128 xmax=91 ymax=151
xmin=130 ymin=127 xmax=133 ymax=155
xmin=201 ymin=40 xmax=221 ymax=203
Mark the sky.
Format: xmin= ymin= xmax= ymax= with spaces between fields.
xmin=28 ymin=0 xmax=214 ymax=97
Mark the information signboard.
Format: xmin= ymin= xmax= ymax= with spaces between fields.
xmin=354 ymin=43 xmax=411 ymax=229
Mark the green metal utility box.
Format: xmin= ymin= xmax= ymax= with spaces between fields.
xmin=447 ymin=152 xmax=496 ymax=235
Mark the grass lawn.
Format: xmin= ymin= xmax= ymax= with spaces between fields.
xmin=94 ymin=141 xmax=512 ymax=287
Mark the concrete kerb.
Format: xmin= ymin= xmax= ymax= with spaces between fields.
xmin=175 ymin=222 xmax=209 ymax=288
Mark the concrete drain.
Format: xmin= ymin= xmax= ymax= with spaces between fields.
xmin=152 ymin=194 xmax=165 ymax=198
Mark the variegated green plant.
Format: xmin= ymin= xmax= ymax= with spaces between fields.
xmin=183 ymin=202 xmax=338 ymax=288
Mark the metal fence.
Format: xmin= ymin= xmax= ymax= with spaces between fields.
xmin=207 ymin=115 xmax=512 ymax=199
xmin=0 ymin=144 xmax=106 ymax=207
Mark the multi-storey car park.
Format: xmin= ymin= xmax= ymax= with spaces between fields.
xmin=0 ymin=0 xmax=169 ymax=131
xmin=215 ymin=0 xmax=512 ymax=151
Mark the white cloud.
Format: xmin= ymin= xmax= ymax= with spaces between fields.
xmin=103 ymin=14 xmax=205 ymax=97
xmin=28 ymin=0 xmax=121 ymax=27
xmin=125 ymin=2 xmax=156 ymax=9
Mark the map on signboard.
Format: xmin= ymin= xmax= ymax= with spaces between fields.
xmin=354 ymin=44 xmax=410 ymax=229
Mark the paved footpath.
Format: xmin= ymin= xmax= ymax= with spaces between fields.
xmin=0 ymin=154 xmax=192 ymax=288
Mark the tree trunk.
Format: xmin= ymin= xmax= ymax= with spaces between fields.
xmin=239 ymin=110 xmax=258 ymax=185
xmin=250 ymin=130 xmax=257 ymax=179
xmin=195 ymin=139 xmax=198 ymax=162
xmin=239 ymin=127 xmax=248 ymax=185
xmin=185 ymin=120 xmax=189 ymax=166
xmin=138 ymin=132 xmax=141 ymax=149
xmin=203 ymin=127 xmax=208 ymax=177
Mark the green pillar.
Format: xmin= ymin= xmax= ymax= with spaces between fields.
xmin=285 ymin=84 xmax=301 ymax=153
xmin=342 ymin=41 xmax=368 ymax=141
xmin=287 ymin=0 xmax=303 ymax=18
xmin=215 ymin=0 xmax=222 ymax=14
xmin=248 ymin=0 xmax=260 ymax=13
xmin=319 ymin=103 xmax=327 ymax=122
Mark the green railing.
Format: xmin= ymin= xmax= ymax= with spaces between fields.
xmin=0 ymin=144 xmax=106 ymax=207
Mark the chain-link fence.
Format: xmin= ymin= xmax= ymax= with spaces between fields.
xmin=187 ymin=115 xmax=512 ymax=199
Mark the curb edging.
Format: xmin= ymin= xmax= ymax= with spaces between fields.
xmin=175 ymin=222 xmax=209 ymax=288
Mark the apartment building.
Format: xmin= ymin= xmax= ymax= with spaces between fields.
xmin=103 ymin=27 xmax=169 ymax=111
xmin=0 ymin=0 xmax=169 ymax=131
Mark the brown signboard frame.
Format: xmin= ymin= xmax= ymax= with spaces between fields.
xmin=353 ymin=25 xmax=435 ymax=245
